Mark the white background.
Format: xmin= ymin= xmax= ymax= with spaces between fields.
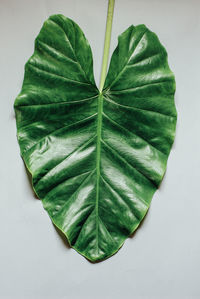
xmin=0 ymin=0 xmax=200 ymax=298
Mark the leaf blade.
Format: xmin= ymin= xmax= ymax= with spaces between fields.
xmin=15 ymin=15 xmax=177 ymax=262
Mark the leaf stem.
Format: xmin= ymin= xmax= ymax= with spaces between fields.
xmin=99 ymin=0 xmax=115 ymax=92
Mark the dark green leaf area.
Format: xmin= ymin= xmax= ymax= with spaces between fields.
xmin=15 ymin=15 xmax=177 ymax=262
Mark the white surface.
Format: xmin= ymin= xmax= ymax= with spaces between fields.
xmin=0 ymin=0 xmax=200 ymax=298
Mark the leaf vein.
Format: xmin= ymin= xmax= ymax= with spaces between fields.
xmin=101 ymin=139 xmax=157 ymax=187
xmin=16 ymin=95 xmax=98 ymax=108
xmin=73 ymin=208 xmax=95 ymax=246
xmin=23 ymin=113 xmax=97 ymax=155
xmin=51 ymin=170 xmax=96 ymax=216
xmin=28 ymin=63 xmax=91 ymax=86
xmin=104 ymin=96 xmax=174 ymax=118
xmin=102 ymin=112 xmax=167 ymax=156
xmin=100 ymin=175 xmax=141 ymax=221
xmin=98 ymin=216 xmax=117 ymax=245
xmin=50 ymin=18 xmax=91 ymax=83
xmin=127 ymin=52 xmax=161 ymax=67
xmin=35 ymin=135 xmax=97 ymax=188
xmin=109 ymin=79 xmax=173 ymax=93
xmin=37 ymin=39 xmax=78 ymax=65
xmin=106 ymin=29 xmax=148 ymax=89
xmin=44 ymin=170 xmax=92 ymax=200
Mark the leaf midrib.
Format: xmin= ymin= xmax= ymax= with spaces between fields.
xmin=95 ymin=92 xmax=103 ymax=251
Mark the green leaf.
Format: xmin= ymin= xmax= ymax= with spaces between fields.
xmin=14 ymin=14 xmax=177 ymax=262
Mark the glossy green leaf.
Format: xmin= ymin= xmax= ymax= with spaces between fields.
xmin=14 ymin=14 xmax=177 ymax=262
